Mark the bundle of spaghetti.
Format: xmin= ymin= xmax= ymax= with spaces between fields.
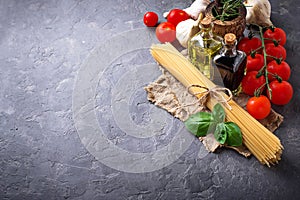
xmin=150 ymin=43 xmax=283 ymax=166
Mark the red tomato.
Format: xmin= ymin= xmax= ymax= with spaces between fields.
xmin=167 ymin=9 xmax=190 ymax=27
xmin=264 ymin=27 xmax=287 ymax=46
xmin=265 ymin=43 xmax=286 ymax=63
xmin=267 ymin=60 xmax=291 ymax=81
xmin=246 ymin=95 xmax=271 ymax=119
xmin=267 ymin=80 xmax=293 ymax=105
xmin=241 ymin=71 xmax=266 ymax=96
xmin=237 ymin=37 xmax=262 ymax=55
xmin=246 ymin=53 xmax=264 ymax=72
xmin=155 ymin=22 xmax=176 ymax=43
xmin=143 ymin=12 xmax=159 ymax=27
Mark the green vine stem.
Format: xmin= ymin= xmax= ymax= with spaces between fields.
xmin=250 ymin=46 xmax=263 ymax=58
xmin=267 ymin=55 xmax=282 ymax=64
xmin=254 ymin=82 xmax=266 ymax=97
xmin=258 ymin=26 xmax=273 ymax=99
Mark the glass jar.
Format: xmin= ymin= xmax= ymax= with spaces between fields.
xmin=188 ymin=17 xmax=222 ymax=80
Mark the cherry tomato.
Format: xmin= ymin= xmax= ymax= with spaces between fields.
xmin=264 ymin=27 xmax=287 ymax=46
xmin=246 ymin=95 xmax=271 ymax=120
xmin=241 ymin=71 xmax=266 ymax=96
xmin=246 ymin=53 xmax=264 ymax=72
xmin=143 ymin=12 xmax=159 ymax=27
xmin=265 ymin=43 xmax=286 ymax=63
xmin=155 ymin=22 xmax=176 ymax=43
xmin=237 ymin=37 xmax=262 ymax=55
xmin=267 ymin=60 xmax=291 ymax=81
xmin=167 ymin=9 xmax=190 ymax=27
xmin=267 ymin=80 xmax=293 ymax=105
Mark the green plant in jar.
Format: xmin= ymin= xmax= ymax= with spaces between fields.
xmin=205 ymin=0 xmax=246 ymax=38
xmin=213 ymin=0 xmax=245 ymax=22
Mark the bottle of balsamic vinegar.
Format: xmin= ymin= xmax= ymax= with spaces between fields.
xmin=188 ymin=17 xmax=222 ymax=80
xmin=213 ymin=33 xmax=246 ymax=95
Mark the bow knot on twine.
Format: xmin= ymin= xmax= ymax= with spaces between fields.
xmin=187 ymin=84 xmax=233 ymax=110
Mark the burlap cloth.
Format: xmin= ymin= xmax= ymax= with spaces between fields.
xmin=145 ymin=68 xmax=284 ymax=157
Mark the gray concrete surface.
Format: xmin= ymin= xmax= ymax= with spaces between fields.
xmin=0 ymin=0 xmax=300 ymax=199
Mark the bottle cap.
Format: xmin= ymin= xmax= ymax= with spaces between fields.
xmin=201 ymin=17 xmax=211 ymax=28
xmin=224 ymin=33 xmax=236 ymax=44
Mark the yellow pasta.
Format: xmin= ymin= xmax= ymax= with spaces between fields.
xmin=150 ymin=43 xmax=283 ymax=166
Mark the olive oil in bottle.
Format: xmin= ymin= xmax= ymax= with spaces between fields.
xmin=213 ymin=33 xmax=247 ymax=95
xmin=188 ymin=18 xmax=222 ymax=80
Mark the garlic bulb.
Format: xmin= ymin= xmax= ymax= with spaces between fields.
xmin=183 ymin=0 xmax=210 ymax=20
xmin=163 ymin=0 xmax=210 ymax=19
xmin=176 ymin=13 xmax=203 ymax=48
xmin=244 ymin=0 xmax=273 ymax=26
xmin=176 ymin=19 xmax=199 ymax=48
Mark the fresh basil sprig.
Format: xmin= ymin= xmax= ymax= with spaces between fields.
xmin=184 ymin=103 xmax=242 ymax=147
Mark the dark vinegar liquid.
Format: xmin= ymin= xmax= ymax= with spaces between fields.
xmin=213 ymin=51 xmax=246 ymax=92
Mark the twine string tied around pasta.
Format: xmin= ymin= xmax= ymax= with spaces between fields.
xmin=187 ymin=84 xmax=233 ymax=110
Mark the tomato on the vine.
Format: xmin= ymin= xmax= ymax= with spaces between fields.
xmin=264 ymin=27 xmax=287 ymax=46
xmin=237 ymin=37 xmax=262 ymax=55
xmin=143 ymin=12 xmax=159 ymax=27
xmin=246 ymin=95 xmax=271 ymax=120
xmin=265 ymin=43 xmax=286 ymax=63
xmin=241 ymin=71 xmax=266 ymax=96
xmin=267 ymin=60 xmax=291 ymax=81
xmin=155 ymin=22 xmax=176 ymax=43
xmin=167 ymin=9 xmax=190 ymax=27
xmin=267 ymin=80 xmax=293 ymax=105
xmin=246 ymin=53 xmax=264 ymax=72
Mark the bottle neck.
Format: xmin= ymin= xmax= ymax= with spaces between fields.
xmin=200 ymin=27 xmax=212 ymax=39
xmin=221 ymin=41 xmax=237 ymax=57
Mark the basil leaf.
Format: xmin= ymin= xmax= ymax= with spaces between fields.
xmin=212 ymin=103 xmax=225 ymax=124
xmin=184 ymin=112 xmax=216 ymax=137
xmin=214 ymin=123 xmax=227 ymax=144
xmin=224 ymin=122 xmax=243 ymax=146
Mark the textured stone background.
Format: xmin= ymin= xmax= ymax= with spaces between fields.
xmin=0 ymin=0 xmax=300 ymax=199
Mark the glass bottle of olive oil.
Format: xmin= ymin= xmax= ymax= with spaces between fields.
xmin=188 ymin=18 xmax=222 ymax=80
xmin=213 ymin=33 xmax=247 ymax=95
